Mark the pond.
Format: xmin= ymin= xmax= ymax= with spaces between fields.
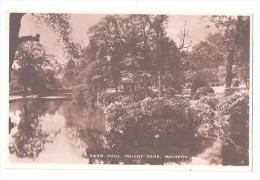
xmin=9 ymin=99 xmax=222 ymax=165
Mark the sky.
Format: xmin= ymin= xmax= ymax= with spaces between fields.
xmin=19 ymin=14 xmax=216 ymax=66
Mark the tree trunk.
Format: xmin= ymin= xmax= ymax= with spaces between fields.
xmin=144 ymin=82 xmax=149 ymax=98
xmin=9 ymin=13 xmax=25 ymax=81
xmin=115 ymin=83 xmax=118 ymax=93
xmin=158 ymin=68 xmax=163 ymax=97
xmin=23 ymin=82 xmax=27 ymax=98
xmin=225 ymin=49 xmax=235 ymax=88
xmin=9 ymin=13 xmax=40 ymax=82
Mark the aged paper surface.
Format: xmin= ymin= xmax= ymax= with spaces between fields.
xmin=1 ymin=1 xmax=257 ymax=175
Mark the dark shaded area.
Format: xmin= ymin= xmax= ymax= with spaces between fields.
xmin=9 ymin=117 xmax=16 ymax=134
xmin=191 ymin=79 xmax=207 ymax=93
xmin=9 ymin=13 xmax=40 ymax=81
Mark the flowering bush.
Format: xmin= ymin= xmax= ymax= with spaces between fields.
xmin=104 ymin=97 xmax=194 ymax=152
xmin=216 ymin=91 xmax=249 ymax=138
xmin=199 ymin=95 xmax=220 ymax=110
xmin=216 ymin=91 xmax=249 ymax=165
xmin=189 ymin=100 xmax=216 ymax=139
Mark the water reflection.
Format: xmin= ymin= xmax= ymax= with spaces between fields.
xmin=9 ymin=100 xmax=61 ymax=159
xmin=9 ymin=100 xmax=106 ymax=163
xmin=9 ymin=100 xmax=221 ymax=165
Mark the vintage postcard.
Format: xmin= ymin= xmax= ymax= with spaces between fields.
xmin=6 ymin=12 xmax=252 ymax=171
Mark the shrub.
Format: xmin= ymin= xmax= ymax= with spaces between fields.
xmin=224 ymin=87 xmax=240 ymax=96
xmin=199 ymin=94 xmax=220 ymax=110
xmin=216 ymin=91 xmax=249 ymax=135
xmin=197 ymin=87 xmax=214 ymax=95
xmin=191 ymin=79 xmax=207 ymax=93
xmin=104 ymin=97 xmax=193 ymax=150
xmin=185 ymin=83 xmax=192 ymax=89
xmin=189 ymin=100 xmax=216 ymax=139
xmin=129 ymin=90 xmax=146 ymax=101
xmin=216 ymin=91 xmax=249 ymax=165
xmin=165 ymin=88 xmax=178 ymax=96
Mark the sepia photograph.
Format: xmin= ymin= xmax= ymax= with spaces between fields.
xmin=7 ymin=12 xmax=251 ymax=167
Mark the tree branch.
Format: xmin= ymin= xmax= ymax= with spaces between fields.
xmin=19 ymin=34 xmax=40 ymax=44
xmin=178 ymin=18 xmax=192 ymax=50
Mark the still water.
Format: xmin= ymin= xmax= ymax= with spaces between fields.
xmin=9 ymin=99 xmax=106 ymax=164
xmin=9 ymin=99 xmax=221 ymax=165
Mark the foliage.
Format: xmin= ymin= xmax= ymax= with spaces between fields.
xmin=13 ymin=41 xmax=59 ymax=94
xmin=199 ymin=95 xmax=220 ymax=110
xmin=215 ymin=91 xmax=249 ymax=165
xmin=104 ymin=97 xmax=193 ymax=151
xmin=63 ymin=59 xmax=77 ymax=87
xmin=196 ymin=86 xmax=214 ymax=96
xmin=9 ymin=100 xmax=58 ymax=158
xmin=76 ymin=14 xmax=186 ymax=101
xmin=9 ymin=70 xmax=23 ymax=91
xmin=97 ymin=91 xmax=123 ymax=108
xmin=232 ymin=79 xmax=240 ymax=87
xmin=191 ymin=79 xmax=207 ymax=93
xmin=32 ymin=13 xmax=81 ymax=60
xmin=189 ymin=100 xmax=215 ymax=139
xmin=224 ymin=87 xmax=241 ymax=96
xmin=72 ymin=84 xmax=96 ymax=105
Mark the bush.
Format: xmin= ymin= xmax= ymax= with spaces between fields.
xmin=104 ymin=97 xmax=192 ymax=150
xmin=197 ymin=87 xmax=214 ymax=95
xmin=189 ymin=100 xmax=216 ymax=139
xmin=191 ymin=79 xmax=208 ymax=93
xmin=129 ymin=90 xmax=146 ymax=101
xmin=165 ymin=88 xmax=178 ymax=96
xmin=199 ymin=95 xmax=220 ymax=110
xmin=216 ymin=91 xmax=249 ymax=165
xmin=192 ymin=87 xmax=214 ymax=100
xmin=216 ymin=91 xmax=249 ymax=134
xmin=224 ymin=87 xmax=240 ymax=96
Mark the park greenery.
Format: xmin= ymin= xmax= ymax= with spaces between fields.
xmin=9 ymin=14 xmax=250 ymax=165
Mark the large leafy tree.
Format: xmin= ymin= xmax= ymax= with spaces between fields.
xmin=187 ymin=40 xmax=224 ymax=83
xmin=207 ymin=16 xmax=250 ymax=88
xmin=9 ymin=13 xmax=79 ymax=81
xmin=86 ymin=15 xmax=127 ymax=92
xmin=146 ymin=15 xmax=168 ymax=97
xmin=14 ymin=41 xmax=58 ymax=94
xmin=76 ymin=14 xmax=186 ymax=100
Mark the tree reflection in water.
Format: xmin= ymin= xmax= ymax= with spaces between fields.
xmin=9 ymin=100 xmax=220 ymax=164
xmin=62 ymin=102 xmax=106 ymax=163
xmin=9 ymin=100 xmax=62 ymax=159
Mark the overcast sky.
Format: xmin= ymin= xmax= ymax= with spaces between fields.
xmin=19 ymin=14 xmax=216 ymax=65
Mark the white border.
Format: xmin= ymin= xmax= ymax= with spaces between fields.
xmin=1 ymin=0 xmax=259 ymax=179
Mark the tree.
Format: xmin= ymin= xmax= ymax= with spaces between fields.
xmin=188 ymin=40 xmax=224 ymax=83
xmin=87 ymin=15 xmax=128 ymax=93
xmin=122 ymin=15 xmax=155 ymax=97
xmin=63 ymin=59 xmax=77 ymax=87
xmin=146 ymin=15 xmax=168 ymax=97
xmin=9 ymin=13 xmax=75 ymax=81
xmin=208 ymin=16 xmax=250 ymax=88
xmin=14 ymin=41 xmax=57 ymax=95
